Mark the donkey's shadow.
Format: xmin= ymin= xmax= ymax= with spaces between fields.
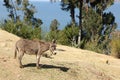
xmin=23 ymin=63 xmax=69 ymax=72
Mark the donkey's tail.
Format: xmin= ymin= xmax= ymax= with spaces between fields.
xmin=14 ymin=45 xmax=17 ymax=59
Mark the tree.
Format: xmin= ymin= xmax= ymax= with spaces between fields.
xmin=61 ymin=0 xmax=76 ymax=25
xmin=3 ymin=0 xmax=43 ymax=39
xmin=81 ymin=0 xmax=116 ymax=53
xmin=77 ymin=0 xmax=83 ymax=47
xmin=46 ymin=19 xmax=60 ymax=41
xmin=50 ymin=19 xmax=59 ymax=31
xmin=60 ymin=0 xmax=116 ymax=53
xmin=3 ymin=0 xmax=18 ymax=22
xmin=57 ymin=24 xmax=79 ymax=46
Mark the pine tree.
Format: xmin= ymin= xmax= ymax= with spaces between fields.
xmin=47 ymin=19 xmax=60 ymax=41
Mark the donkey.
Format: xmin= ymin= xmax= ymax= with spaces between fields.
xmin=14 ymin=39 xmax=57 ymax=69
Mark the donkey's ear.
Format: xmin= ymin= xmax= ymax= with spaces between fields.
xmin=52 ymin=39 xmax=56 ymax=44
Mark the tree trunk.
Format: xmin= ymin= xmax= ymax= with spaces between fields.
xmin=70 ymin=6 xmax=75 ymax=25
xmin=11 ymin=0 xmax=18 ymax=22
xmin=78 ymin=0 xmax=83 ymax=47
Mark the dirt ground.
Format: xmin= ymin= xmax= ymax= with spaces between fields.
xmin=0 ymin=29 xmax=120 ymax=80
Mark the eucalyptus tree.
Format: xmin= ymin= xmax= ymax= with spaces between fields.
xmin=81 ymin=0 xmax=116 ymax=53
xmin=60 ymin=0 xmax=116 ymax=53
xmin=3 ymin=0 xmax=43 ymax=39
xmin=3 ymin=0 xmax=18 ymax=22
xmin=61 ymin=0 xmax=77 ymax=25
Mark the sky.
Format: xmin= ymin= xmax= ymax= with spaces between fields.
xmin=30 ymin=0 xmax=49 ymax=1
xmin=29 ymin=0 xmax=61 ymax=1
xmin=0 ymin=0 xmax=120 ymax=30
xmin=105 ymin=2 xmax=120 ymax=30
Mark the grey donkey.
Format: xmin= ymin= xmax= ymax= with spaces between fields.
xmin=14 ymin=39 xmax=57 ymax=69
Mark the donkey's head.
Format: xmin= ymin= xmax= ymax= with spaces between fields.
xmin=49 ymin=39 xmax=57 ymax=55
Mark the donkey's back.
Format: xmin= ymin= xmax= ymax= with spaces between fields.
xmin=15 ymin=39 xmax=40 ymax=57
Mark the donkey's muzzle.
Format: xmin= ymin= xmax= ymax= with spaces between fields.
xmin=53 ymin=51 xmax=57 ymax=55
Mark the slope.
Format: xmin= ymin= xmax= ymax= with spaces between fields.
xmin=0 ymin=29 xmax=120 ymax=80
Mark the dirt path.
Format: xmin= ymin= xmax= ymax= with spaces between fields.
xmin=0 ymin=29 xmax=120 ymax=80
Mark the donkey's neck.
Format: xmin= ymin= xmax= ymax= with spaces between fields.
xmin=41 ymin=42 xmax=50 ymax=52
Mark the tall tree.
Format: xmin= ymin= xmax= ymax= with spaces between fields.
xmin=3 ymin=0 xmax=42 ymax=26
xmin=61 ymin=0 xmax=116 ymax=53
xmin=50 ymin=19 xmax=60 ymax=31
xmin=81 ymin=0 xmax=116 ymax=53
xmin=3 ymin=0 xmax=18 ymax=22
xmin=61 ymin=0 xmax=76 ymax=25
xmin=3 ymin=0 xmax=43 ymax=39
xmin=77 ymin=0 xmax=83 ymax=47
xmin=47 ymin=19 xmax=60 ymax=41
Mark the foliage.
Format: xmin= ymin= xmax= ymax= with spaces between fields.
xmin=61 ymin=0 xmax=77 ymax=25
xmin=82 ymin=8 xmax=116 ymax=53
xmin=46 ymin=19 xmax=60 ymax=41
xmin=2 ymin=0 xmax=42 ymax=39
xmin=110 ymin=38 xmax=120 ymax=58
xmin=3 ymin=0 xmax=18 ymax=22
xmin=46 ymin=31 xmax=59 ymax=41
xmin=60 ymin=0 xmax=116 ymax=54
xmin=46 ymin=23 xmax=79 ymax=46
xmin=50 ymin=19 xmax=60 ymax=31
xmin=58 ymin=24 xmax=79 ymax=46
xmin=1 ymin=20 xmax=41 ymax=39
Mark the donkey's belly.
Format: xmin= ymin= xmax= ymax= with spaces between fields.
xmin=25 ymin=49 xmax=37 ymax=55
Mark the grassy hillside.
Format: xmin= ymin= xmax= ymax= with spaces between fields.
xmin=0 ymin=29 xmax=120 ymax=80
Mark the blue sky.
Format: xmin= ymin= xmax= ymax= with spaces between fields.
xmin=30 ymin=0 xmax=48 ymax=1
xmin=29 ymin=0 xmax=61 ymax=1
xmin=29 ymin=0 xmax=120 ymax=30
xmin=0 ymin=1 xmax=120 ymax=30
xmin=29 ymin=0 xmax=49 ymax=1
xmin=105 ymin=2 xmax=120 ymax=30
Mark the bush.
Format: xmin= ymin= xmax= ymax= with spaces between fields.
xmin=46 ymin=31 xmax=58 ymax=41
xmin=45 ymin=24 xmax=79 ymax=46
xmin=1 ymin=20 xmax=18 ymax=34
xmin=110 ymin=38 xmax=120 ymax=58
xmin=84 ymin=41 xmax=98 ymax=52
xmin=1 ymin=20 xmax=41 ymax=39
xmin=58 ymin=25 xmax=79 ymax=46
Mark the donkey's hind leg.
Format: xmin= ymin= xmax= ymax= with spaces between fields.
xmin=18 ymin=51 xmax=24 ymax=68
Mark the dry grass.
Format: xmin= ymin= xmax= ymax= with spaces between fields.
xmin=0 ymin=29 xmax=120 ymax=80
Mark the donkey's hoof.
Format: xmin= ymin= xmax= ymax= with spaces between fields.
xmin=20 ymin=65 xmax=24 ymax=68
xmin=37 ymin=66 xmax=41 ymax=69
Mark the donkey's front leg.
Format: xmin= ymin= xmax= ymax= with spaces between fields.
xmin=36 ymin=54 xmax=41 ymax=69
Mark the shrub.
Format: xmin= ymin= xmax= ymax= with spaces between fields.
xmin=57 ymin=25 xmax=79 ymax=46
xmin=30 ymin=27 xmax=41 ymax=39
xmin=84 ymin=41 xmax=98 ymax=52
xmin=46 ymin=31 xmax=58 ymax=41
xmin=1 ymin=20 xmax=41 ymax=39
xmin=110 ymin=38 xmax=120 ymax=58
xmin=45 ymin=24 xmax=79 ymax=46
xmin=1 ymin=20 xmax=17 ymax=34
